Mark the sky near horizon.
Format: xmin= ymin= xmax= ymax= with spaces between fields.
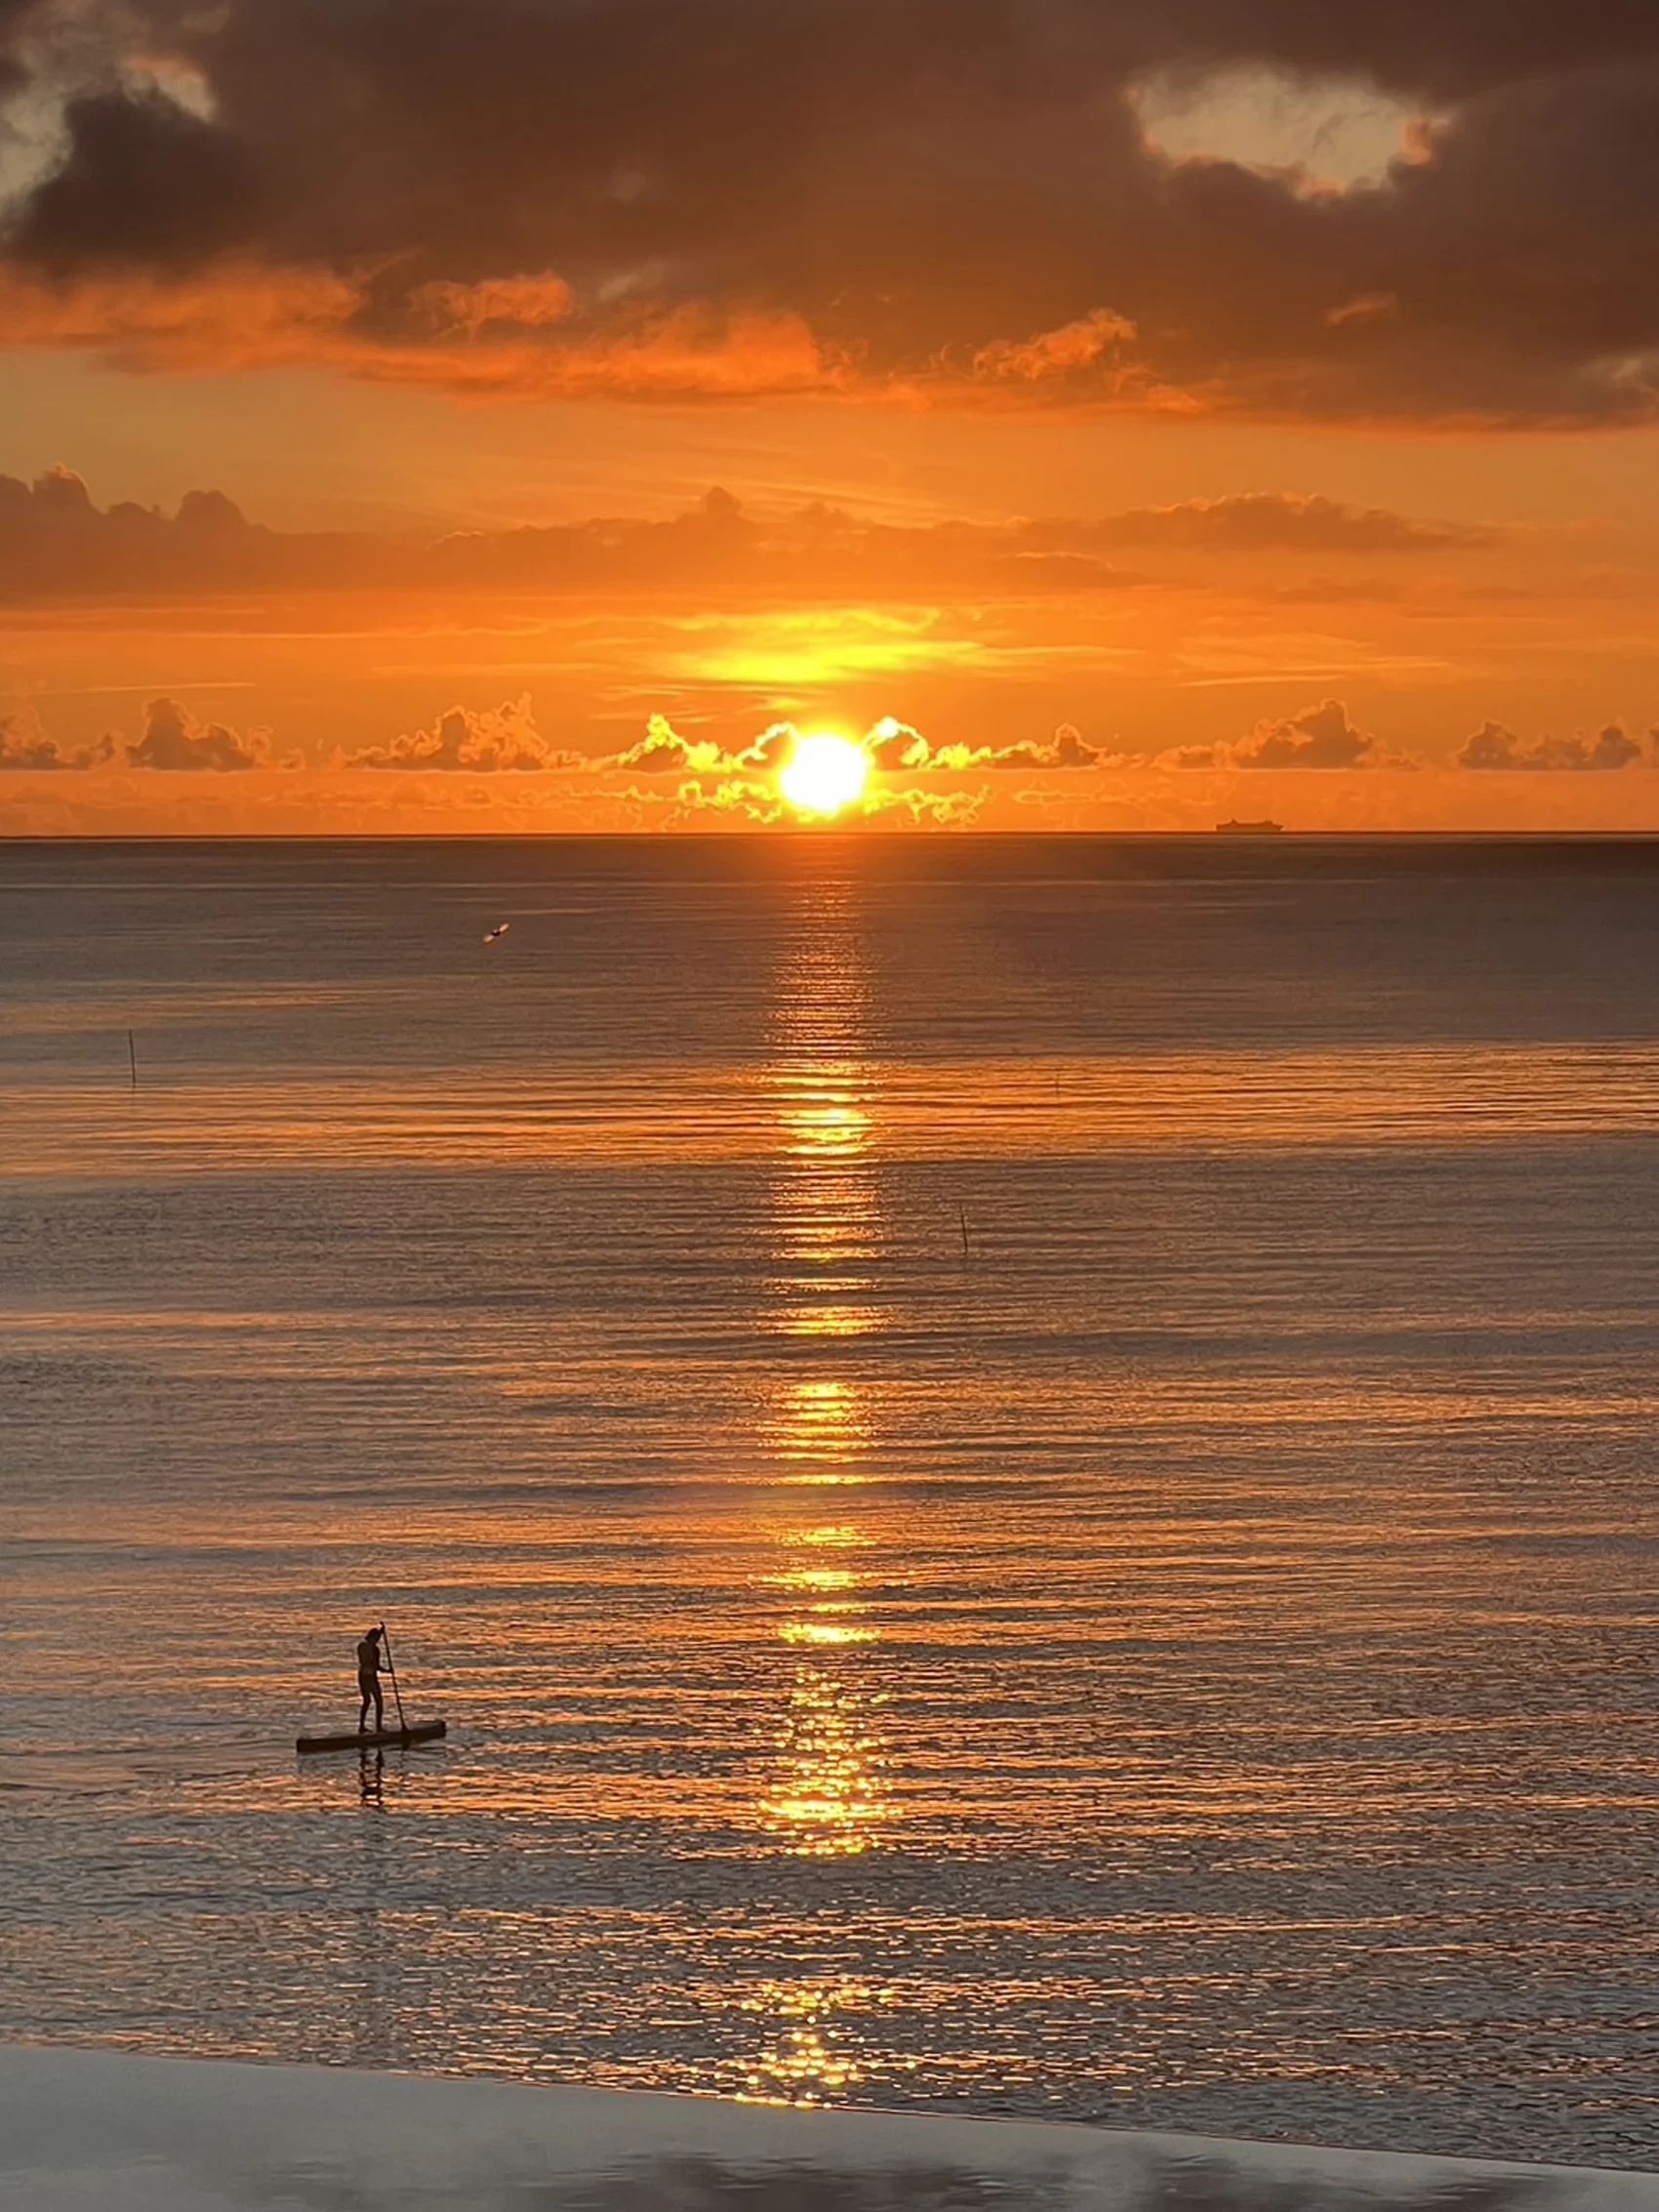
xmin=5 ymin=2 xmax=1659 ymax=832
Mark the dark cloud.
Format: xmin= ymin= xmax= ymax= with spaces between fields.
xmin=339 ymin=696 xmax=583 ymax=771
xmin=0 ymin=705 xmax=111 ymax=768
xmin=1163 ymin=699 xmax=1382 ymax=770
xmin=1457 ymin=719 xmax=1644 ymax=769
xmin=1113 ymin=2 xmax=1659 ymax=102
xmin=11 ymin=87 xmax=265 ymax=272
xmin=0 ymin=465 xmax=303 ymax=596
xmin=1069 ymin=494 xmax=1498 ymax=553
xmin=0 ymin=0 xmax=46 ymax=95
xmin=0 ymin=472 xmax=1489 ymax=604
xmin=1236 ymin=700 xmax=1374 ymax=768
xmin=128 ymin=694 xmax=269 ymax=769
xmin=0 ymin=688 xmax=255 ymax=774
xmin=609 ymin=714 xmax=704 ymax=775
xmin=4 ymin=3 xmax=1659 ymax=418
xmin=301 ymin=489 xmax=1153 ymax=600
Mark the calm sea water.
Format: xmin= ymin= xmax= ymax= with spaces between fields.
xmin=5 ymin=835 xmax=1659 ymax=2165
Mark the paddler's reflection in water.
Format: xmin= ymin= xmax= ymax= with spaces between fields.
xmin=358 ymin=1749 xmax=384 ymax=1805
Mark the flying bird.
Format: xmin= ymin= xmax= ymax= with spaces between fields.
xmin=484 ymin=922 xmax=510 ymax=946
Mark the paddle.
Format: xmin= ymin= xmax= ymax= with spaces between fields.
xmin=379 ymin=1618 xmax=409 ymax=1735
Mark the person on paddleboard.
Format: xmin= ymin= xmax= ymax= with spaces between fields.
xmin=356 ymin=1626 xmax=384 ymax=1733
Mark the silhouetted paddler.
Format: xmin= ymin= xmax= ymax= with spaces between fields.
xmin=356 ymin=1626 xmax=384 ymax=1732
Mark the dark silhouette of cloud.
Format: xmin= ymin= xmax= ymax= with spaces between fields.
xmin=0 ymin=706 xmax=111 ymax=769
xmin=339 ymin=696 xmax=583 ymax=771
xmin=1073 ymin=494 xmax=1499 ymax=553
xmin=128 ymin=694 xmax=269 ymax=769
xmin=1235 ymin=699 xmax=1374 ymax=768
xmin=610 ymin=717 xmax=692 ymax=774
xmin=0 ymin=472 xmax=1501 ymax=605
xmin=1457 ymin=719 xmax=1644 ymax=769
xmin=13 ymin=87 xmax=265 ymax=273
xmin=0 ymin=465 xmax=302 ymax=596
xmin=3 ymin=4 xmax=1659 ymax=418
xmin=1163 ymin=699 xmax=1381 ymax=769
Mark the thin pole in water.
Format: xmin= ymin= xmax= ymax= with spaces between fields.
xmin=127 ymin=1030 xmax=138 ymax=1089
xmin=379 ymin=1618 xmax=409 ymax=1734
xmin=958 ymin=1203 xmax=970 ymax=1261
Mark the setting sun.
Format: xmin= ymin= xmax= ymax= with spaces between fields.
xmin=778 ymin=732 xmax=870 ymax=817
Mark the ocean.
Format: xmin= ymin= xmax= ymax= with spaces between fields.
xmin=4 ymin=834 xmax=1659 ymax=2165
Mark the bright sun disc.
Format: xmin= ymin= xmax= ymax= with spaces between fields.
xmin=779 ymin=732 xmax=870 ymax=817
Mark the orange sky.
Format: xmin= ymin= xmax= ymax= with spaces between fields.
xmin=4 ymin=3 xmax=1659 ymax=832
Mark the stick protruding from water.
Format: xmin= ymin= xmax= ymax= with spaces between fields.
xmin=127 ymin=1029 xmax=138 ymax=1090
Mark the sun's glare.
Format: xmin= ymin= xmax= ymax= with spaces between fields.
xmin=779 ymin=732 xmax=870 ymax=817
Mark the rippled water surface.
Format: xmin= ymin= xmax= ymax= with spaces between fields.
xmin=5 ymin=836 xmax=1659 ymax=2165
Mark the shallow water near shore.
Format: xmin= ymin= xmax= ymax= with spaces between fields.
xmin=4 ymin=835 xmax=1659 ymax=2164
xmin=9 ymin=2045 xmax=1658 ymax=2212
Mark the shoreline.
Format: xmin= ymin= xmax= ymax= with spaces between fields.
xmin=4 ymin=2043 xmax=1656 ymax=2211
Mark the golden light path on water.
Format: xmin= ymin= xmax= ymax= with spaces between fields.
xmin=745 ymin=890 xmax=893 ymax=2102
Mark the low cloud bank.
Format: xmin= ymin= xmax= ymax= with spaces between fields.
xmin=0 ymin=471 xmax=1507 ymax=605
xmin=9 ymin=695 xmax=1657 ymax=790
xmin=1159 ymin=701 xmax=1390 ymax=771
xmin=1457 ymin=720 xmax=1646 ymax=770
xmin=2 ymin=694 xmax=284 ymax=772
xmin=338 ymin=698 xmax=583 ymax=773
xmin=0 ymin=706 xmax=112 ymax=770
xmin=127 ymin=694 xmax=273 ymax=770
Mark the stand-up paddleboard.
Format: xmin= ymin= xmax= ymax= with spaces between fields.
xmin=298 ymin=1620 xmax=444 ymax=1755
xmin=297 ymin=1719 xmax=446 ymax=1755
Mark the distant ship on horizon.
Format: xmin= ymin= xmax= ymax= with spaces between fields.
xmin=1214 ymin=817 xmax=1284 ymax=836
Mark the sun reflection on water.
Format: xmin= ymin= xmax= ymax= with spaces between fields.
xmin=760 ymin=1498 xmax=889 ymax=1845
xmin=735 ymin=887 xmax=900 ymax=2099
xmin=761 ymin=1660 xmax=888 ymax=1852
xmin=759 ymin=1379 xmax=874 ymax=1485
xmin=739 ymin=1976 xmax=891 ymax=2105
xmin=767 ymin=906 xmax=882 ymax=1342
